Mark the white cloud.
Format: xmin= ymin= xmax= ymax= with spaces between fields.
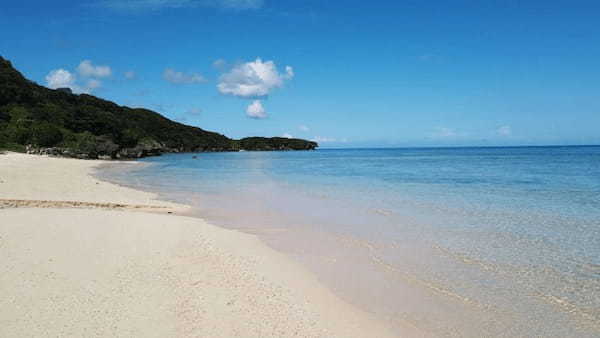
xmin=298 ymin=125 xmax=309 ymax=132
xmin=497 ymin=125 xmax=512 ymax=136
xmin=163 ymin=68 xmax=206 ymax=84
xmin=217 ymin=58 xmax=294 ymax=98
xmin=282 ymin=133 xmax=293 ymax=138
xmin=212 ymin=58 xmax=227 ymax=70
xmin=124 ymin=70 xmax=136 ymax=79
xmin=45 ymin=68 xmax=104 ymax=94
xmin=246 ymin=100 xmax=267 ymax=119
xmin=86 ymin=79 xmax=102 ymax=90
xmin=431 ymin=127 xmax=458 ymax=138
xmin=45 ymin=69 xmax=77 ymax=90
xmin=311 ymin=136 xmax=337 ymax=143
xmin=283 ymin=65 xmax=294 ymax=79
xmin=77 ymin=60 xmax=112 ymax=78
xmin=98 ymin=0 xmax=264 ymax=11
xmin=46 ymin=60 xmax=115 ymax=93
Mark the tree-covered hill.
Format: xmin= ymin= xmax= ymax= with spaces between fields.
xmin=0 ymin=56 xmax=317 ymax=159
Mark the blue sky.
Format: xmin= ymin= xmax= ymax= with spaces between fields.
xmin=1 ymin=0 xmax=599 ymax=147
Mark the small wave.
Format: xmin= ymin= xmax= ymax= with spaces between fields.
xmin=368 ymin=208 xmax=394 ymax=217
xmin=535 ymin=292 xmax=600 ymax=332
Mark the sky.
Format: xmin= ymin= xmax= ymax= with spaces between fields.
xmin=1 ymin=0 xmax=599 ymax=147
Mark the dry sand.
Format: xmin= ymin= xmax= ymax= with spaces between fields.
xmin=0 ymin=153 xmax=397 ymax=337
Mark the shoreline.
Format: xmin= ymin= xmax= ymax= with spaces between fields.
xmin=94 ymin=149 xmax=600 ymax=338
xmin=0 ymin=152 xmax=403 ymax=337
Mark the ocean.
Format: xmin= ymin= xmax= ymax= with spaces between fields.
xmin=98 ymin=146 xmax=600 ymax=337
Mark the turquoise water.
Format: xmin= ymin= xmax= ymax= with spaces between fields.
xmin=100 ymin=146 xmax=600 ymax=337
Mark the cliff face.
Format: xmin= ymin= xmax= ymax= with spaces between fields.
xmin=0 ymin=57 xmax=317 ymax=159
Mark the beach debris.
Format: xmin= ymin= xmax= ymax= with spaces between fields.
xmin=0 ymin=199 xmax=171 ymax=211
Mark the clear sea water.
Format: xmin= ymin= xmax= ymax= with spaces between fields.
xmin=98 ymin=146 xmax=600 ymax=337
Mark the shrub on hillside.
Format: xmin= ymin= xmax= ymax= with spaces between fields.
xmin=31 ymin=122 xmax=63 ymax=147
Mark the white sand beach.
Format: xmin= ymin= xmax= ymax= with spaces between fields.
xmin=0 ymin=153 xmax=398 ymax=337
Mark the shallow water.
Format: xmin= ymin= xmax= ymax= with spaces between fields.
xmin=98 ymin=146 xmax=600 ymax=337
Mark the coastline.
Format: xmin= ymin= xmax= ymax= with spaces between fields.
xmin=89 ymin=148 xmax=600 ymax=338
xmin=0 ymin=153 xmax=401 ymax=337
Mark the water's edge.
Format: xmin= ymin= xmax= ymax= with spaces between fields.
xmin=93 ymin=147 xmax=600 ymax=337
xmin=92 ymin=162 xmax=419 ymax=335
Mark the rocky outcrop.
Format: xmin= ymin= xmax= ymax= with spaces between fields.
xmin=25 ymin=138 xmax=169 ymax=160
xmin=237 ymin=137 xmax=318 ymax=151
xmin=115 ymin=139 xmax=167 ymax=159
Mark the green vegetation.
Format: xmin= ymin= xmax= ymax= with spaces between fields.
xmin=0 ymin=56 xmax=317 ymax=158
xmin=239 ymin=137 xmax=319 ymax=151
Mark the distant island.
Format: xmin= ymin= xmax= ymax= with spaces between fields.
xmin=0 ymin=56 xmax=317 ymax=159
